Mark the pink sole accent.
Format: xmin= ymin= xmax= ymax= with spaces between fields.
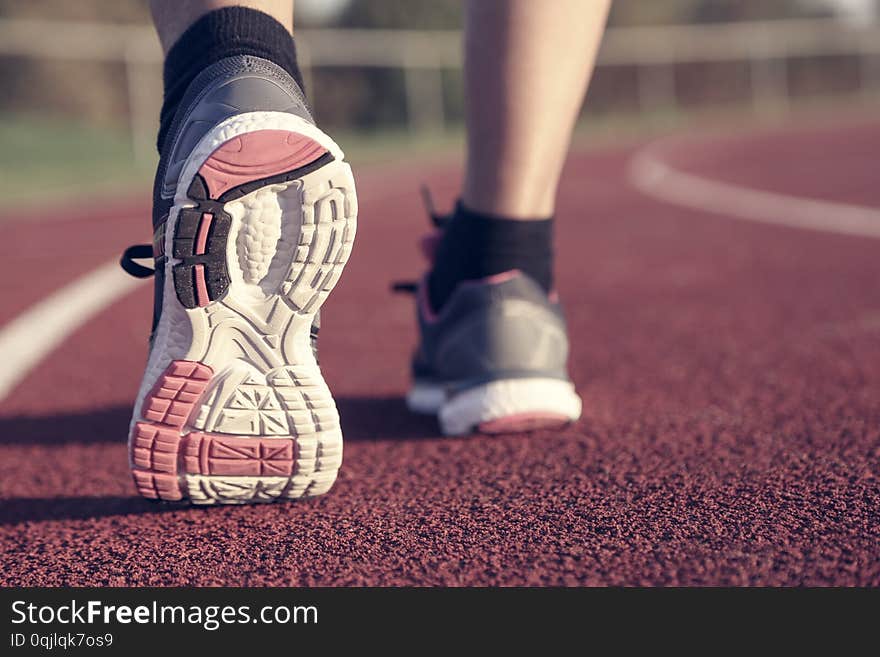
xmin=130 ymin=360 xmax=303 ymax=501
xmin=477 ymin=412 xmax=571 ymax=435
xmin=131 ymin=360 xmax=213 ymax=501
xmin=194 ymin=212 xmax=213 ymax=255
xmin=141 ymin=361 xmax=211 ymax=427
xmin=132 ymin=471 xmax=182 ymax=501
xmin=199 ymin=130 xmax=329 ymax=199
xmin=184 ymin=433 xmax=295 ymax=476
xmin=193 ymin=264 xmax=209 ymax=307
xmin=132 ymin=424 xmax=181 ymax=474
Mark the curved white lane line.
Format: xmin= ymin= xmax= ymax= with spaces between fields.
xmin=0 ymin=180 xmax=404 ymax=404
xmin=629 ymin=143 xmax=880 ymax=239
xmin=0 ymin=260 xmax=142 ymax=401
xmin=12 ymin=137 xmax=873 ymax=405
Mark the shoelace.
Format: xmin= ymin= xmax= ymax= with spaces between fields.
xmin=122 ymin=185 xmax=450 ymax=291
xmin=420 ymin=184 xmax=452 ymax=231
xmin=390 ymin=185 xmax=450 ymax=295
xmin=120 ymin=244 xmax=155 ymax=278
xmin=119 ymin=235 xmax=323 ymax=357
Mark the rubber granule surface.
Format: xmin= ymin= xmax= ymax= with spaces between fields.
xmin=0 ymin=119 xmax=878 ymax=586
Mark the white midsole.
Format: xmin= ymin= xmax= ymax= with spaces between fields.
xmin=407 ymin=378 xmax=582 ymax=436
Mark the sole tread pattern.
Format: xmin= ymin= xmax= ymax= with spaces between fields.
xmin=130 ymin=360 xmax=341 ymax=504
xmin=172 ymin=206 xmax=233 ymax=308
xmin=172 ymin=130 xmax=335 ymax=310
xmin=131 ymin=119 xmax=355 ymax=505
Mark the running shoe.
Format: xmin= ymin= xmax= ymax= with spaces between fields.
xmin=395 ymin=193 xmax=581 ymax=436
xmin=121 ymin=56 xmax=356 ymax=504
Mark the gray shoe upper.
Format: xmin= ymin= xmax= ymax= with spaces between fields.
xmin=153 ymin=55 xmax=312 ymax=230
xmin=148 ymin=55 xmax=314 ymax=338
xmin=413 ymin=272 xmax=572 ymax=391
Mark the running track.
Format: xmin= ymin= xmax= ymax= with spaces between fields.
xmin=1 ymin=118 xmax=878 ymax=586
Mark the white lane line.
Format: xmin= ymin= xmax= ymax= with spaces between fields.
xmin=629 ymin=142 xmax=880 ymax=239
xmin=0 ymin=260 xmax=143 ymax=400
xmin=0 ymin=178 xmax=406 ymax=404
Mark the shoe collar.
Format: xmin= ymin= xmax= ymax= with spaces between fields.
xmin=418 ymin=268 xmax=524 ymax=324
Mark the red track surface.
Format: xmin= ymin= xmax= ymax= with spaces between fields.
xmin=1 ymin=118 xmax=878 ymax=586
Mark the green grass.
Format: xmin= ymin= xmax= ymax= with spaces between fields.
xmin=0 ymin=114 xmax=156 ymax=208
xmin=0 ymin=113 xmax=467 ymax=212
xmin=3 ymin=95 xmax=878 ymax=213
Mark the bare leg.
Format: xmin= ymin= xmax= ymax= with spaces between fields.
xmin=462 ymin=0 xmax=610 ymax=218
xmin=150 ymin=0 xmax=294 ymax=53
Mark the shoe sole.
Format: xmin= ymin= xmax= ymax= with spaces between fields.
xmin=129 ymin=111 xmax=356 ymax=505
xmin=407 ymin=378 xmax=582 ymax=436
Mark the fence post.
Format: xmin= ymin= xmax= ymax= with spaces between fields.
xmin=859 ymin=40 xmax=880 ymax=99
xmin=297 ymin=40 xmax=315 ymax=103
xmin=636 ymin=61 xmax=677 ymax=114
xmin=124 ymin=41 xmax=161 ymax=164
xmin=750 ymin=29 xmax=790 ymax=116
xmin=403 ymin=61 xmax=446 ymax=133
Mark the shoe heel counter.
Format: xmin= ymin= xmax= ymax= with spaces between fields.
xmin=433 ymin=299 xmax=570 ymax=384
xmin=160 ymin=56 xmax=312 ymax=199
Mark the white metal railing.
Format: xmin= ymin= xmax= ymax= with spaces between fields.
xmin=1 ymin=18 xmax=878 ymax=160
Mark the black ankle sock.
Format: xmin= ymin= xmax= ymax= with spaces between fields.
xmin=157 ymin=6 xmax=304 ymax=152
xmin=428 ymin=202 xmax=554 ymax=311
